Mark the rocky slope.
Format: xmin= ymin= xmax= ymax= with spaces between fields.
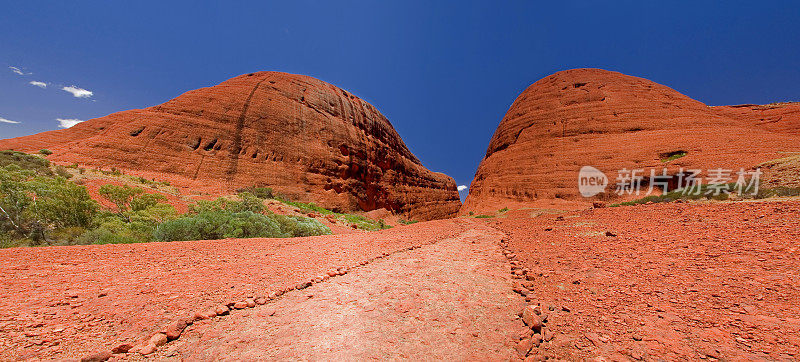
xmin=462 ymin=68 xmax=800 ymax=213
xmin=0 ymin=72 xmax=460 ymax=220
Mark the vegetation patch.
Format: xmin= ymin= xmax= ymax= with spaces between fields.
xmin=0 ymin=156 xmax=332 ymax=247
xmin=610 ymin=183 xmax=800 ymax=207
xmin=660 ymin=150 xmax=687 ymax=163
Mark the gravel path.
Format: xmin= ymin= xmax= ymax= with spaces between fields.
xmin=150 ymin=225 xmax=526 ymax=360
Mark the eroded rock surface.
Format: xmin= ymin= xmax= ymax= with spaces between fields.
xmin=463 ymin=68 xmax=800 ymax=213
xmin=0 ymin=72 xmax=460 ymax=220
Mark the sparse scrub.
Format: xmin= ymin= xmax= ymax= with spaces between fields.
xmin=660 ymin=150 xmax=687 ymax=163
xmin=237 ymin=186 xmax=274 ymax=199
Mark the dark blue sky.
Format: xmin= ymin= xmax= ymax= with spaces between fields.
xmin=2 ymin=1 xmax=799 ymax=196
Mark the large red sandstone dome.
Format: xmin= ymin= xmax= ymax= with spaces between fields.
xmin=462 ymin=68 xmax=800 ymax=213
xmin=0 ymin=71 xmax=461 ymax=220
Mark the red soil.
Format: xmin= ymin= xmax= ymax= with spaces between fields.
xmin=462 ymin=69 xmax=800 ymax=214
xmin=493 ymin=200 xmax=800 ymax=360
xmin=0 ymin=71 xmax=460 ymax=221
xmin=0 ymin=220 xmax=468 ymax=360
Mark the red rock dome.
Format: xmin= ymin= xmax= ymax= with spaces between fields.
xmin=0 ymin=71 xmax=461 ymax=220
xmin=462 ymin=68 xmax=800 ymax=213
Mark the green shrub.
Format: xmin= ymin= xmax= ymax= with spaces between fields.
xmin=1 ymin=165 xmax=99 ymax=243
xmin=38 ymin=149 xmax=53 ymax=156
xmin=660 ymin=151 xmax=687 ymax=163
xmin=398 ymin=219 xmax=419 ymax=225
xmin=0 ymin=150 xmax=52 ymax=176
xmin=55 ymin=166 xmax=73 ymax=179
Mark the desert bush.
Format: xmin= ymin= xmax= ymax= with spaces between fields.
xmin=55 ymin=166 xmax=73 ymax=179
xmin=237 ymin=186 xmax=274 ymax=199
xmin=38 ymin=149 xmax=53 ymax=156
xmin=0 ymin=164 xmax=99 ymax=243
xmin=0 ymin=150 xmax=52 ymax=176
xmin=341 ymin=213 xmax=391 ymax=231
xmin=154 ymin=210 xmax=281 ymax=241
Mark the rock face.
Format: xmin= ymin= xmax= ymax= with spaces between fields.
xmin=710 ymin=102 xmax=800 ymax=135
xmin=462 ymin=68 xmax=800 ymax=213
xmin=0 ymin=72 xmax=460 ymax=220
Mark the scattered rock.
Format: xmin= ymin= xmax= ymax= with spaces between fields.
xmin=139 ymin=343 xmax=157 ymax=355
xmin=149 ymin=333 xmax=168 ymax=347
xmin=605 ymin=231 xmax=617 ymax=237
xmin=164 ymin=320 xmax=187 ymax=340
xmin=214 ymin=305 xmax=229 ymax=316
xmin=246 ymin=299 xmax=256 ymax=308
xmin=81 ymin=351 xmax=112 ymax=362
xmin=516 ymin=338 xmax=534 ymax=356
xmin=111 ymin=344 xmax=133 ymax=354
xmin=523 ymin=306 xmax=543 ymax=331
xmin=255 ymin=297 xmax=267 ymax=305
xmin=233 ymin=301 xmax=248 ymax=309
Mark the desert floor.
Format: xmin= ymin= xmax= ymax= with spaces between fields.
xmin=1 ymin=200 xmax=798 ymax=361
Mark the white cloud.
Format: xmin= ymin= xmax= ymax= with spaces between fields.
xmin=8 ymin=66 xmax=31 ymax=76
xmin=457 ymin=185 xmax=468 ymax=192
xmin=29 ymin=81 xmax=47 ymax=88
xmin=62 ymin=85 xmax=93 ymax=98
xmin=0 ymin=117 xmax=20 ymax=124
xmin=57 ymin=118 xmax=84 ymax=128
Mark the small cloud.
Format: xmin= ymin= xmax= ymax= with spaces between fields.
xmin=0 ymin=117 xmax=20 ymax=124
xmin=29 ymin=81 xmax=47 ymax=88
xmin=8 ymin=66 xmax=31 ymax=76
xmin=57 ymin=118 xmax=84 ymax=128
xmin=62 ymin=85 xmax=93 ymax=98
xmin=457 ymin=185 xmax=468 ymax=191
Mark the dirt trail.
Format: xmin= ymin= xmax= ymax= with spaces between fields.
xmin=148 ymin=225 xmax=526 ymax=360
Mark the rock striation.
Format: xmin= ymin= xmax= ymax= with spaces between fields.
xmin=462 ymin=68 xmax=800 ymax=213
xmin=0 ymin=71 xmax=460 ymax=220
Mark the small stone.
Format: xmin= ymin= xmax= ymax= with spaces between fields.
xmin=111 ymin=343 xmax=133 ymax=354
xmin=516 ymin=338 xmax=533 ymax=356
xmin=264 ymin=307 xmax=277 ymax=316
xmin=139 ymin=343 xmax=157 ymax=355
xmin=327 ymin=270 xmax=338 ymax=277
xmin=81 ymin=351 xmax=112 ymax=362
xmin=531 ymin=333 xmax=542 ymax=346
xmin=233 ymin=301 xmax=248 ymax=309
xmin=255 ymin=297 xmax=267 ymax=305
xmin=246 ymin=299 xmax=256 ymax=308
xmin=605 ymin=231 xmax=617 ymax=237
xmin=182 ymin=313 xmax=197 ymax=325
xmin=149 ymin=333 xmax=168 ymax=347
xmin=522 ymin=306 xmax=543 ymax=331
xmin=214 ymin=305 xmax=229 ymax=316
xmin=165 ymin=320 xmax=187 ymax=340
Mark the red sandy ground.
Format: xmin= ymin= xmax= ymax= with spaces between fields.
xmin=493 ymin=200 xmax=800 ymax=360
xmin=1 ymin=200 xmax=798 ymax=360
xmin=0 ymin=220 xmax=468 ymax=360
